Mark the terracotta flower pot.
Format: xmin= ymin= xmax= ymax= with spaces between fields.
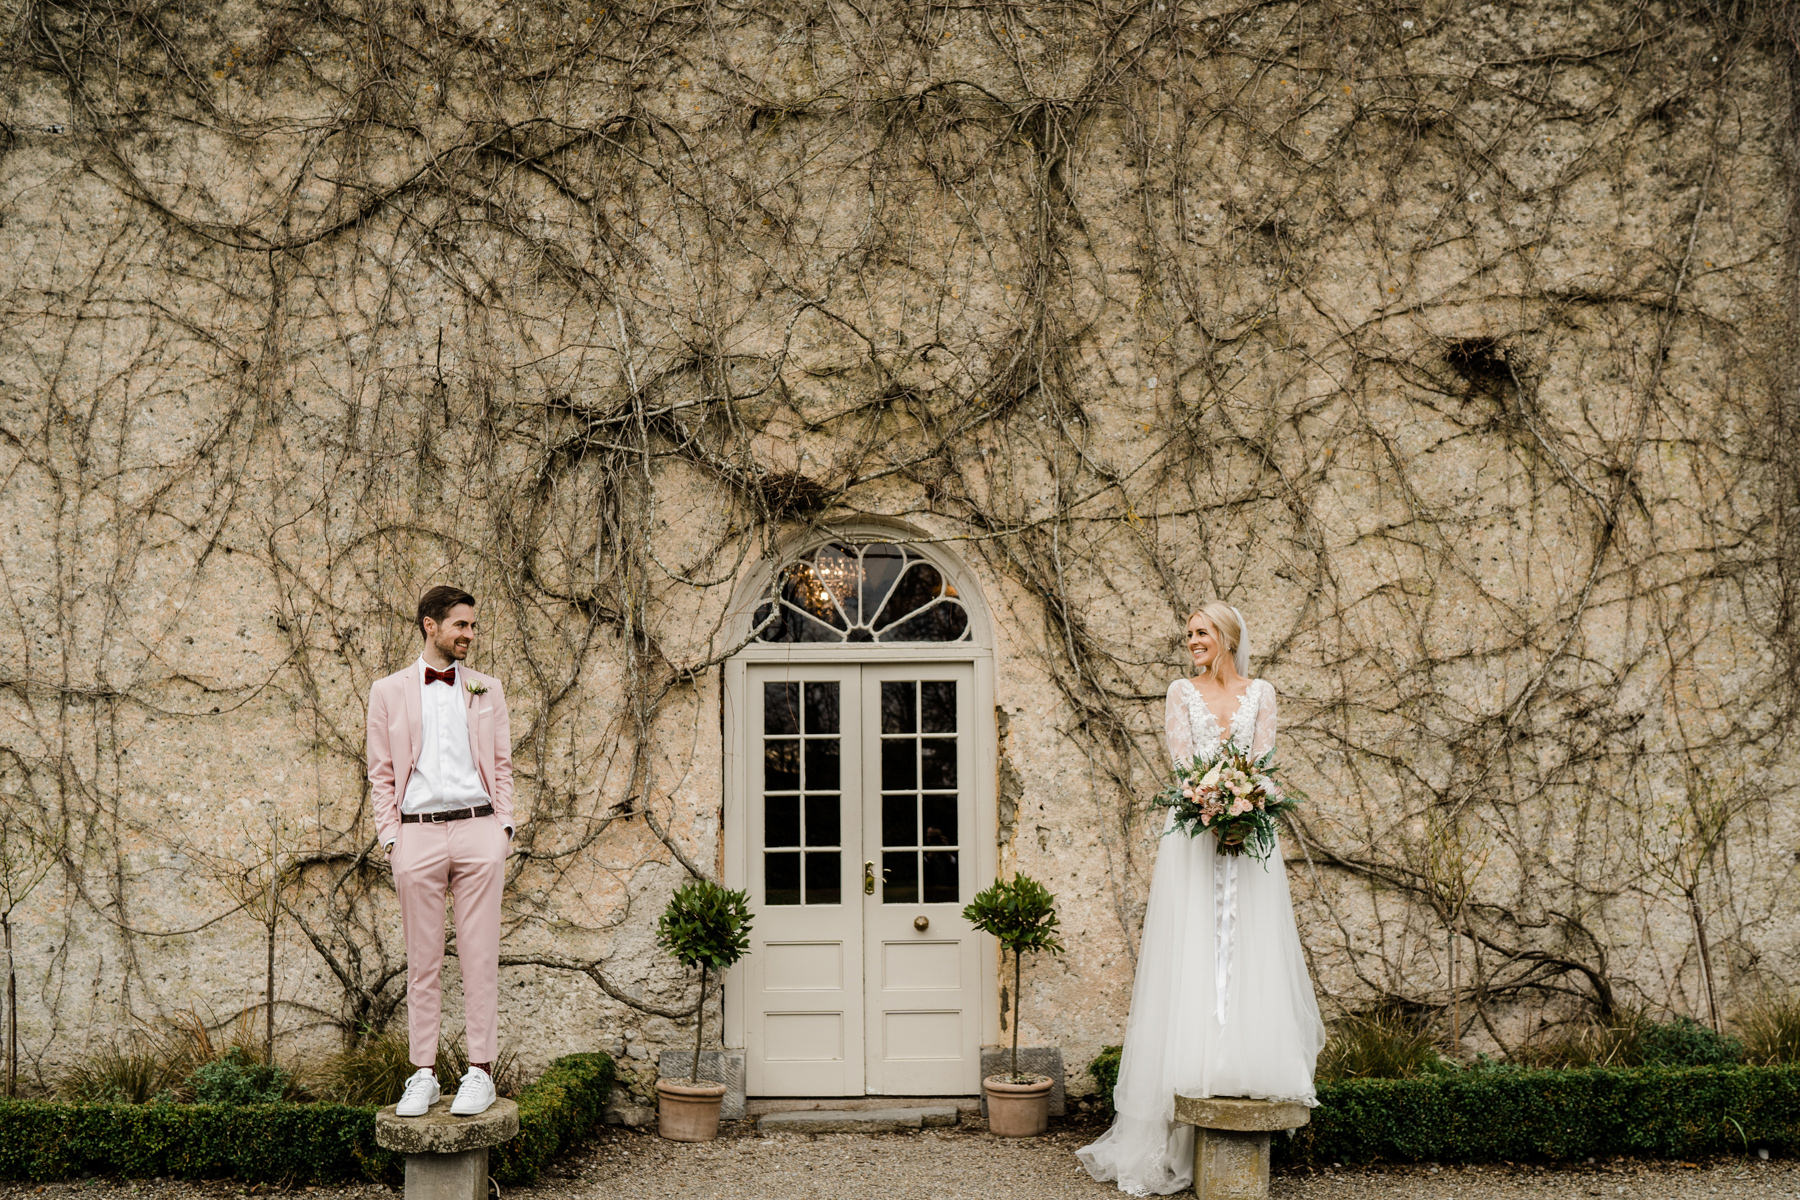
xmin=656 ymin=1078 xmax=728 ymax=1141
xmin=983 ymin=1073 xmax=1053 ymax=1137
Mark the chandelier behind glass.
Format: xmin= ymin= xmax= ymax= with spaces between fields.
xmin=752 ymin=542 xmax=971 ymax=643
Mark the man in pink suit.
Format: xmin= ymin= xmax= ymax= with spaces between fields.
xmin=367 ymin=585 xmax=514 ymax=1117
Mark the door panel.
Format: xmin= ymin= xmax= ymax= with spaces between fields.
xmin=862 ymin=666 xmax=981 ymax=1094
xmin=743 ymin=667 xmax=864 ymax=1095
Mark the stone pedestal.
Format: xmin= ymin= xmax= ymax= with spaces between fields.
xmin=376 ymin=1098 xmax=520 ymax=1200
xmin=1172 ymin=1096 xmax=1310 ymax=1200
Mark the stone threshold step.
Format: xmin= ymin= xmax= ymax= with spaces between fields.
xmin=755 ymin=1105 xmax=962 ymax=1134
xmin=746 ymin=1096 xmax=981 ymax=1116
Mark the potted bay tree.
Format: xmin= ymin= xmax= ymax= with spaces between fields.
xmin=654 ymin=877 xmax=753 ymax=1141
xmin=963 ymin=873 xmax=1065 ymax=1136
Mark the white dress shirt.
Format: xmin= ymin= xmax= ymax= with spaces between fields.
xmin=401 ymin=658 xmax=492 ymax=817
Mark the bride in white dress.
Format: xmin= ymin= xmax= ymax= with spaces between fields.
xmin=1077 ymin=602 xmax=1325 ymax=1196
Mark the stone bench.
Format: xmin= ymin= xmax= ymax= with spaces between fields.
xmin=1172 ymin=1096 xmax=1310 ymax=1200
xmin=376 ymin=1098 xmax=520 ymax=1200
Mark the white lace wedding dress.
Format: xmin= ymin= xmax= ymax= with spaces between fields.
xmin=1076 ymin=678 xmax=1325 ymax=1196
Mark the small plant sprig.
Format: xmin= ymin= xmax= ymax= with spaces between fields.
xmin=656 ymin=879 xmax=753 ymax=1084
xmin=963 ymin=874 xmax=1065 ymax=1083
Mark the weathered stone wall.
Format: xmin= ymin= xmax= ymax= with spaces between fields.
xmin=1 ymin=0 xmax=1796 ymax=1097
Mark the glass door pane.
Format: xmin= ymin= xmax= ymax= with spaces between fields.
xmin=762 ymin=680 xmax=843 ymax=905
xmin=877 ymin=679 xmax=960 ymax=905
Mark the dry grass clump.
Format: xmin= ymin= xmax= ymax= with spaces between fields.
xmin=311 ymin=1032 xmax=521 ymax=1105
xmin=1516 ymin=1012 xmax=1743 ymax=1069
xmin=58 ymin=1010 xmax=267 ymax=1102
xmin=1735 ymin=994 xmax=1800 ymax=1066
xmin=1316 ymin=1008 xmax=1444 ymax=1081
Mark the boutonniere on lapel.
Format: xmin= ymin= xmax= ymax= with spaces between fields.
xmin=466 ymin=680 xmax=488 ymax=697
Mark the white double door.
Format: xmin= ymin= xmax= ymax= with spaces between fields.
xmin=738 ymin=662 xmax=983 ymax=1096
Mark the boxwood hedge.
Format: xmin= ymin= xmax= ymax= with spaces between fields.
xmin=1085 ymin=1049 xmax=1798 ymax=1164
xmin=1278 ymin=1064 xmax=1800 ymax=1166
xmin=0 ymin=1050 xmax=614 ymax=1184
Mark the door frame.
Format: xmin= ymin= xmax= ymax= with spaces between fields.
xmin=720 ymin=536 xmax=999 ymax=1094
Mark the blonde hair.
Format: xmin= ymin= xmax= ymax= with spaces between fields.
xmin=1187 ymin=601 xmax=1244 ymax=676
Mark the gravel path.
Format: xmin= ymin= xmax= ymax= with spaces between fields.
xmin=0 ymin=1123 xmax=1789 ymax=1200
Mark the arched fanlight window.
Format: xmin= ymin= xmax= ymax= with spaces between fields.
xmin=752 ymin=542 xmax=971 ymax=643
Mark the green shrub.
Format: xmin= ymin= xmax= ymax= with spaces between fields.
xmin=1317 ymin=1008 xmax=1444 ymax=1081
xmin=187 ymin=1048 xmax=300 ymax=1105
xmin=490 ymin=1052 xmax=616 ymax=1185
xmin=0 ymin=1100 xmax=393 ymax=1182
xmin=1087 ymin=1045 xmax=1122 ymax=1119
xmin=1277 ymin=1064 xmax=1800 ymax=1167
xmin=1632 ymin=1015 xmax=1742 ymax=1066
xmin=0 ymin=1051 xmax=614 ymax=1183
xmin=1738 ymin=995 xmax=1800 ymax=1066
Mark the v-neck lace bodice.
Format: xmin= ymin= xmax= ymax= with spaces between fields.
xmin=1184 ymin=678 xmax=1257 ymax=751
xmin=1171 ymin=677 xmax=1270 ymax=763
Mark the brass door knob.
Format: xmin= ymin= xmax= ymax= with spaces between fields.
xmin=913 ymin=915 xmax=930 ymax=931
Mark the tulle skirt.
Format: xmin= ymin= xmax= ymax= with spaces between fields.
xmin=1076 ymin=820 xmax=1324 ymax=1196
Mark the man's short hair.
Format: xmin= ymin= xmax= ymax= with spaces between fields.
xmin=417 ymin=585 xmax=477 ymax=637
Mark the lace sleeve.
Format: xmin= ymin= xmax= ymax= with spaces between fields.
xmin=1165 ymin=680 xmax=1194 ymax=767
xmin=1251 ymin=680 xmax=1278 ymax=758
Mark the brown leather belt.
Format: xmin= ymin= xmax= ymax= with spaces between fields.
xmin=401 ymin=804 xmax=494 ymax=824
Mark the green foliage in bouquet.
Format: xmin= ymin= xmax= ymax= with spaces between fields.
xmin=656 ymin=878 xmax=753 ymax=1084
xmin=1153 ymin=739 xmax=1300 ymax=862
xmin=963 ymin=874 xmax=1065 ymax=1082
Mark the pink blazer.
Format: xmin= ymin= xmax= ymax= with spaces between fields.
xmin=366 ymin=664 xmax=514 ymax=848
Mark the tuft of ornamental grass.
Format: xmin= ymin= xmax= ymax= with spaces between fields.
xmin=312 ymin=1031 xmax=521 ymax=1105
xmin=1517 ymin=1011 xmax=1743 ymax=1069
xmin=59 ymin=1038 xmax=191 ymax=1103
xmin=1316 ymin=1008 xmax=1444 ymax=1081
xmin=1736 ymin=993 xmax=1800 ymax=1066
xmin=58 ymin=1008 xmax=265 ymax=1103
xmin=1514 ymin=1016 xmax=1637 ymax=1070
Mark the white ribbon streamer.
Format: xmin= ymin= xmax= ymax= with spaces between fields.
xmin=1214 ymin=853 xmax=1237 ymax=1023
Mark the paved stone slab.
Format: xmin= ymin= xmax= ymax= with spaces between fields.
xmin=374 ymin=1097 xmax=520 ymax=1154
xmin=757 ymin=1105 xmax=960 ymax=1133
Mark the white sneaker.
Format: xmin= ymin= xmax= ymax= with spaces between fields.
xmin=449 ymin=1065 xmax=496 ymax=1116
xmin=395 ymin=1067 xmax=440 ymax=1117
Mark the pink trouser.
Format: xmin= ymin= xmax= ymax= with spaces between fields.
xmin=392 ymin=815 xmax=508 ymax=1067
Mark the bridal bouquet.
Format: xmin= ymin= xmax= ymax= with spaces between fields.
xmin=1152 ymin=740 xmax=1299 ymax=862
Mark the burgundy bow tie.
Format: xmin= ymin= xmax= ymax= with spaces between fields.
xmin=425 ymin=666 xmax=456 ymax=686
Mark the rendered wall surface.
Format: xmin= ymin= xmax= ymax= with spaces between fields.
xmin=0 ymin=0 xmax=1796 ymax=1098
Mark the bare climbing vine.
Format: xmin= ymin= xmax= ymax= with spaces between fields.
xmin=0 ymin=0 xmax=1797 ymax=1086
